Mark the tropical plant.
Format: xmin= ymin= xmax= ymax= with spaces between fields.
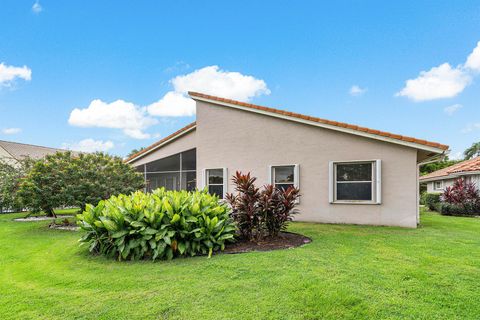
xmin=226 ymin=171 xmax=300 ymax=241
xmin=442 ymin=178 xmax=479 ymax=205
xmin=77 ymin=188 xmax=236 ymax=260
xmin=420 ymin=158 xmax=460 ymax=176
xmin=18 ymin=151 xmax=144 ymax=216
xmin=463 ymin=142 xmax=480 ymax=160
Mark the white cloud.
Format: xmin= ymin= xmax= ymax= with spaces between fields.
xmin=62 ymin=139 xmax=114 ymax=153
xmin=449 ymin=151 xmax=463 ymax=160
xmin=462 ymin=123 xmax=480 ymax=133
xmin=32 ymin=1 xmax=42 ymax=14
xmin=68 ymin=99 xmax=157 ymax=139
xmin=465 ymin=41 xmax=480 ymax=71
xmin=1 ymin=128 xmax=22 ymax=135
xmin=396 ymin=63 xmax=471 ymax=101
xmin=396 ymin=41 xmax=480 ymax=101
xmin=349 ymin=85 xmax=367 ymax=96
xmin=0 ymin=63 xmax=32 ymax=86
xmin=444 ymin=103 xmax=463 ymax=116
xmin=147 ymin=92 xmax=195 ymax=117
xmin=147 ymin=65 xmax=270 ymax=117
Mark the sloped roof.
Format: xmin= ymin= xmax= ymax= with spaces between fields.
xmin=189 ymin=91 xmax=449 ymax=152
xmin=0 ymin=140 xmax=72 ymax=161
xmin=419 ymin=157 xmax=480 ymax=181
xmin=125 ymin=122 xmax=196 ymax=163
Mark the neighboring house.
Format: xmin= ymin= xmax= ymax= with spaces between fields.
xmin=420 ymin=157 xmax=480 ymax=193
xmin=126 ymin=92 xmax=449 ymax=228
xmin=0 ymin=140 xmax=72 ymax=166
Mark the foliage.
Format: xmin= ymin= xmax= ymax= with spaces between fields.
xmin=420 ymin=192 xmax=441 ymax=211
xmin=0 ymin=157 xmax=33 ymax=213
xmin=463 ymin=141 xmax=480 ymax=160
xmin=226 ymin=171 xmax=300 ymax=241
xmin=127 ymin=147 xmax=145 ymax=158
xmin=18 ymin=152 xmax=144 ymax=216
xmin=77 ymin=188 xmax=236 ymax=260
xmin=442 ymin=178 xmax=479 ymax=205
xmin=436 ymin=202 xmax=480 ymax=216
xmin=419 ymin=158 xmax=460 ymax=176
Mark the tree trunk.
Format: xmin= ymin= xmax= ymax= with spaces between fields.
xmin=45 ymin=207 xmax=57 ymax=218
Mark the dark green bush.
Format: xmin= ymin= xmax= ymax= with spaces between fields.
xmin=77 ymin=188 xmax=236 ymax=261
xmin=421 ymin=193 xmax=441 ymax=211
xmin=436 ymin=202 xmax=480 ymax=217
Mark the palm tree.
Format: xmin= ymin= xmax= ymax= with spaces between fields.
xmin=464 ymin=142 xmax=480 ymax=160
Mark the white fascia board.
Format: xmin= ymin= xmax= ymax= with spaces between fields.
xmin=126 ymin=125 xmax=197 ymax=164
xmin=192 ymin=96 xmax=447 ymax=154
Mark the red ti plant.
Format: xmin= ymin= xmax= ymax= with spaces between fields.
xmin=225 ymin=172 xmax=261 ymax=240
xmin=442 ymin=178 xmax=479 ymax=205
xmin=226 ymin=171 xmax=300 ymax=241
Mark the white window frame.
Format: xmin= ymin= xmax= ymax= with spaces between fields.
xmin=203 ymin=168 xmax=228 ymax=198
xmin=329 ymin=160 xmax=381 ymax=205
xmin=434 ymin=181 xmax=443 ymax=190
xmin=268 ymin=164 xmax=300 ymax=203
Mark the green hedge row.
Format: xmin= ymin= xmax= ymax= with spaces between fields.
xmin=77 ymin=188 xmax=236 ymax=261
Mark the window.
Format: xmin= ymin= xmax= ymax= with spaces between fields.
xmin=270 ymin=165 xmax=299 ymax=191
xmin=205 ymin=168 xmax=227 ymax=198
xmin=329 ymin=160 xmax=381 ymax=204
xmin=434 ymin=181 xmax=443 ymax=190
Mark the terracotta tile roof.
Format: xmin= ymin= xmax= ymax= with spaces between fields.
xmin=125 ymin=121 xmax=196 ymax=163
xmin=419 ymin=157 xmax=480 ymax=181
xmin=189 ymin=91 xmax=449 ymax=151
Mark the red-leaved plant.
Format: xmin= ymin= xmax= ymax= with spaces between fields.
xmin=442 ymin=178 xmax=479 ymax=205
xmin=226 ymin=171 xmax=300 ymax=241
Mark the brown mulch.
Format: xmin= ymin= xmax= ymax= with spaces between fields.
xmin=222 ymin=232 xmax=311 ymax=254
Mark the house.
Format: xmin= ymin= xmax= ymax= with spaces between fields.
xmin=419 ymin=157 xmax=480 ymax=193
xmin=126 ymin=92 xmax=449 ymax=228
xmin=0 ymin=140 xmax=73 ymax=166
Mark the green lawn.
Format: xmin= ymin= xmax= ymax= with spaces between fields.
xmin=1 ymin=209 xmax=479 ymax=320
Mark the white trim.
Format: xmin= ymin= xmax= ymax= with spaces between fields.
xmin=269 ymin=164 xmax=300 ymax=203
xmin=375 ymin=159 xmax=382 ymax=204
xmin=205 ymin=168 xmax=227 ymax=198
xmin=330 ymin=160 xmax=380 ymax=205
xmin=420 ymin=171 xmax=480 ymax=183
xmin=126 ymin=125 xmax=196 ymax=163
xmin=434 ymin=181 xmax=443 ymax=190
xmin=191 ymin=95 xmax=447 ymax=154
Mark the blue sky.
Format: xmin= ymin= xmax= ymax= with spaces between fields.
xmin=1 ymin=1 xmax=479 ymax=158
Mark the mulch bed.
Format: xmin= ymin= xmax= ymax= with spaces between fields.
xmin=14 ymin=215 xmax=74 ymax=222
xmin=222 ymin=232 xmax=311 ymax=254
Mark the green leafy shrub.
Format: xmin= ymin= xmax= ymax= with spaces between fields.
xmin=18 ymin=152 xmax=144 ymax=216
xmin=436 ymin=202 xmax=480 ymax=216
xmin=421 ymin=193 xmax=441 ymax=211
xmin=77 ymin=188 xmax=236 ymax=261
xmin=0 ymin=157 xmax=33 ymax=213
xmin=226 ymin=171 xmax=300 ymax=241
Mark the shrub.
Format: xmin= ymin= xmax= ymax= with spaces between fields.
xmin=436 ymin=202 xmax=480 ymax=216
xmin=77 ymin=188 xmax=236 ymax=260
xmin=442 ymin=178 xmax=479 ymax=205
xmin=226 ymin=171 xmax=300 ymax=241
xmin=18 ymin=152 xmax=144 ymax=216
xmin=421 ymin=193 xmax=441 ymax=211
xmin=0 ymin=157 xmax=33 ymax=213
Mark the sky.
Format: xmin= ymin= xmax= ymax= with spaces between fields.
xmin=1 ymin=1 xmax=480 ymax=158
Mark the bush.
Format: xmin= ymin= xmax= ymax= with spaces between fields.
xmin=0 ymin=157 xmax=33 ymax=213
xmin=421 ymin=193 xmax=441 ymax=211
xmin=77 ymin=188 xmax=236 ymax=260
xmin=442 ymin=178 xmax=479 ymax=205
xmin=436 ymin=202 xmax=480 ymax=216
xmin=18 ymin=152 xmax=144 ymax=216
xmin=226 ymin=171 xmax=300 ymax=241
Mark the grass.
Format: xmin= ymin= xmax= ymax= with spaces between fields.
xmin=1 ymin=209 xmax=479 ymax=319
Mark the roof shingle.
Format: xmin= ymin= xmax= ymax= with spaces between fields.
xmin=419 ymin=157 xmax=480 ymax=181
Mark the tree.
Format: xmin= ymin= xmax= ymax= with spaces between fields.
xmin=18 ymin=152 xmax=145 ymax=216
xmin=420 ymin=158 xmax=461 ymax=176
xmin=0 ymin=157 xmax=33 ymax=213
xmin=127 ymin=147 xmax=145 ymax=158
xmin=464 ymin=142 xmax=480 ymax=160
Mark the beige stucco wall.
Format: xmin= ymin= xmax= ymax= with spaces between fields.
xmin=426 ymin=174 xmax=480 ymax=193
xmin=129 ymin=129 xmax=197 ymax=167
xmin=196 ymin=101 xmax=419 ymax=228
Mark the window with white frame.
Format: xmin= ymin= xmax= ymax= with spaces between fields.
xmin=270 ymin=165 xmax=299 ymax=191
xmin=205 ymin=168 xmax=227 ymax=198
xmin=329 ymin=160 xmax=381 ymax=204
xmin=434 ymin=181 xmax=443 ymax=190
